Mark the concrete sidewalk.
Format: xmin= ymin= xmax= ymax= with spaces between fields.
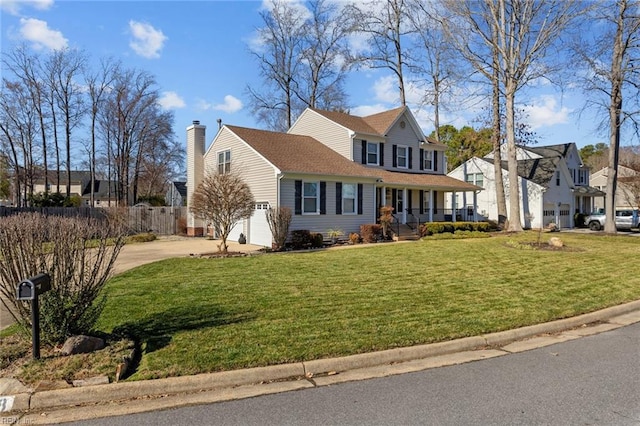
xmin=2 ymin=299 xmax=640 ymax=424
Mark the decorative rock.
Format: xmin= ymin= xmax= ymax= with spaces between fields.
xmin=72 ymin=376 xmax=109 ymax=387
xmin=0 ymin=378 xmax=32 ymax=396
xmin=34 ymin=380 xmax=72 ymax=392
xmin=61 ymin=335 xmax=105 ymax=356
xmin=549 ymin=237 xmax=564 ymax=248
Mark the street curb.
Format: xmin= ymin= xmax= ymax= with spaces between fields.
xmin=6 ymin=299 xmax=640 ymax=414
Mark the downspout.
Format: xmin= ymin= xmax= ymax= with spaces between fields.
xmin=540 ymin=188 xmax=547 ymax=230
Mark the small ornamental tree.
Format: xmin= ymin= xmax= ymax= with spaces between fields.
xmin=190 ymin=171 xmax=255 ymax=254
xmin=266 ymin=206 xmax=292 ymax=251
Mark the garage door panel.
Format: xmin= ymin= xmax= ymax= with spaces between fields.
xmin=249 ymin=203 xmax=272 ymax=247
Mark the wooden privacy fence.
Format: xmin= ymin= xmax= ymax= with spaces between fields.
xmin=0 ymin=206 xmax=188 ymax=236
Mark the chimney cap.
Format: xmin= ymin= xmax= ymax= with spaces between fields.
xmin=192 ymin=120 xmax=200 ymax=125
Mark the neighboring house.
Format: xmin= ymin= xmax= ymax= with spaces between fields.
xmin=590 ymin=165 xmax=640 ymax=210
xmin=166 ymin=181 xmax=187 ymax=207
xmin=448 ymin=143 xmax=603 ymax=229
xmin=82 ymin=180 xmax=119 ymax=207
xmin=186 ymin=106 xmax=479 ymax=246
xmin=30 ymin=171 xmax=119 ymax=207
xmin=32 ymin=170 xmax=92 ymax=199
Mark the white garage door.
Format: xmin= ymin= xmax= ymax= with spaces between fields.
xmin=228 ymin=219 xmax=244 ymax=242
xmin=249 ymin=203 xmax=272 ymax=247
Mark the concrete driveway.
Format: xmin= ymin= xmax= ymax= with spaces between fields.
xmin=0 ymin=237 xmax=264 ymax=329
xmin=112 ymin=236 xmax=263 ymax=274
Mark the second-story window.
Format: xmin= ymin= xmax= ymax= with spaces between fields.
xmin=367 ymin=142 xmax=379 ymax=165
xmin=465 ymin=173 xmax=484 ymax=188
xmin=423 ymin=150 xmax=433 ymax=171
xmin=579 ymin=169 xmax=587 ymax=184
xmin=396 ymin=145 xmax=408 ymax=169
xmin=218 ymin=150 xmax=231 ymax=174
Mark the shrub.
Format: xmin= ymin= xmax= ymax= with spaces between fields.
xmin=420 ymin=221 xmax=492 ymax=237
xmin=349 ymin=232 xmax=360 ymax=244
xmin=360 ymin=224 xmax=383 ymax=243
xmin=291 ymin=230 xmax=312 ymax=249
xmin=310 ymin=232 xmax=324 ymax=248
xmin=0 ymin=212 xmax=127 ymax=344
xmin=266 ymin=207 xmax=292 ymax=251
xmin=126 ymin=232 xmax=157 ymax=243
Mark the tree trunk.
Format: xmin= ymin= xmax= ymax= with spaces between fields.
xmin=491 ymin=50 xmax=508 ymax=229
xmin=505 ymin=78 xmax=523 ymax=232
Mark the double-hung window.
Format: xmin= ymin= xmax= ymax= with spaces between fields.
xmin=423 ymin=150 xmax=433 ymax=171
xmin=218 ymin=150 xmax=231 ymax=174
xmin=465 ymin=173 xmax=484 ymax=188
xmin=367 ymin=142 xmax=379 ymax=165
xmin=342 ymin=183 xmax=356 ymax=214
xmin=396 ymin=145 xmax=408 ymax=169
xmin=303 ymin=182 xmax=319 ymax=214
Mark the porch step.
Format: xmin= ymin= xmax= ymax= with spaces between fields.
xmin=392 ymin=224 xmax=420 ymax=241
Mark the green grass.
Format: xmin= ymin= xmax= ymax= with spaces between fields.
xmin=96 ymin=232 xmax=640 ymax=380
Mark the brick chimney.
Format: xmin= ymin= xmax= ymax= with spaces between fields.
xmin=186 ymin=120 xmax=205 ymax=236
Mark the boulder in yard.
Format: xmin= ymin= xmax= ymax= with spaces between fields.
xmin=549 ymin=237 xmax=564 ymax=248
xmin=61 ymin=335 xmax=105 ymax=356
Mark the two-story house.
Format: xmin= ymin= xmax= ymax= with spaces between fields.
xmin=186 ymin=106 xmax=479 ymax=246
xmin=447 ymin=143 xmax=604 ymax=229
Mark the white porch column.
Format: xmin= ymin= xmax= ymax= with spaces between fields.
xmin=402 ymin=187 xmax=407 ymax=224
xmin=473 ymin=191 xmax=478 ymax=222
xmin=429 ymin=190 xmax=434 ymax=222
xmin=452 ymin=191 xmax=457 ymax=222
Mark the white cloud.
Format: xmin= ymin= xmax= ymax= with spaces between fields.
xmin=19 ymin=18 xmax=67 ymax=51
xmin=1 ymin=0 xmax=53 ymax=16
xmin=522 ymin=95 xmax=571 ymax=130
xmin=195 ymin=96 xmax=243 ymax=113
xmin=128 ymin=20 xmax=167 ymax=59
xmin=158 ymin=91 xmax=185 ymax=110
xmin=212 ymin=95 xmax=243 ymax=113
xmin=350 ymin=104 xmax=388 ymax=117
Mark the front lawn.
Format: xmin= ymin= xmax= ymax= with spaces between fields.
xmin=95 ymin=232 xmax=640 ymax=381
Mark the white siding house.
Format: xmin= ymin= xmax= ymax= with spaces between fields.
xmin=448 ymin=143 xmax=603 ymax=229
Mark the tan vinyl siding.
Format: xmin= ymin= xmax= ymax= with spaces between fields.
xmin=203 ymin=128 xmax=278 ymax=203
xmin=280 ymin=178 xmax=376 ymax=236
xmin=289 ymin=110 xmax=354 ymax=160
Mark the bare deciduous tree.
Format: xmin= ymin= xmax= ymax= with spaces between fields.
xmin=248 ymin=0 xmax=352 ymax=131
xmin=575 ymin=0 xmax=640 ymax=233
xmin=190 ymin=171 xmax=255 ymax=254
xmin=445 ymin=0 xmax=583 ymax=231
xmin=266 ymin=206 xmax=292 ymax=251
xmin=347 ymin=0 xmax=413 ymax=106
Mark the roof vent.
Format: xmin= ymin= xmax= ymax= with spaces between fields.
xmin=193 ymin=120 xmax=200 ymax=125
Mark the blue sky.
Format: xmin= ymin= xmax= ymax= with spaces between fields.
xmin=1 ymin=0 xmax=609 ymax=155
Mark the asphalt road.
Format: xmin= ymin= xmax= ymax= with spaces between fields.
xmin=66 ymin=321 xmax=640 ymax=426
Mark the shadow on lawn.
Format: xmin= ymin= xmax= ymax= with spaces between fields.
xmin=112 ymin=305 xmax=254 ymax=354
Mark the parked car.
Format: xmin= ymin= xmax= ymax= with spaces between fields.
xmin=585 ymin=209 xmax=640 ymax=231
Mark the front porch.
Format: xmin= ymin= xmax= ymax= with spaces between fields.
xmin=376 ymin=186 xmax=480 ymax=231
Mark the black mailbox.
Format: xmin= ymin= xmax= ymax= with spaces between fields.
xmin=16 ymin=273 xmax=51 ymax=301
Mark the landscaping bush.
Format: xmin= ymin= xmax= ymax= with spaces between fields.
xmin=311 ymin=232 xmax=324 ymax=248
xmin=360 ymin=224 xmax=383 ymax=243
xmin=420 ymin=221 xmax=492 ymax=237
xmin=291 ymin=229 xmax=312 ymax=249
xmin=349 ymin=232 xmax=360 ymax=244
xmin=0 ymin=212 xmax=127 ymax=344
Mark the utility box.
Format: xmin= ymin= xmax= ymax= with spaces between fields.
xmin=16 ymin=273 xmax=51 ymax=301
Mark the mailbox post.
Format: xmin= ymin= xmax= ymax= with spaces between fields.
xmin=16 ymin=273 xmax=51 ymax=359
